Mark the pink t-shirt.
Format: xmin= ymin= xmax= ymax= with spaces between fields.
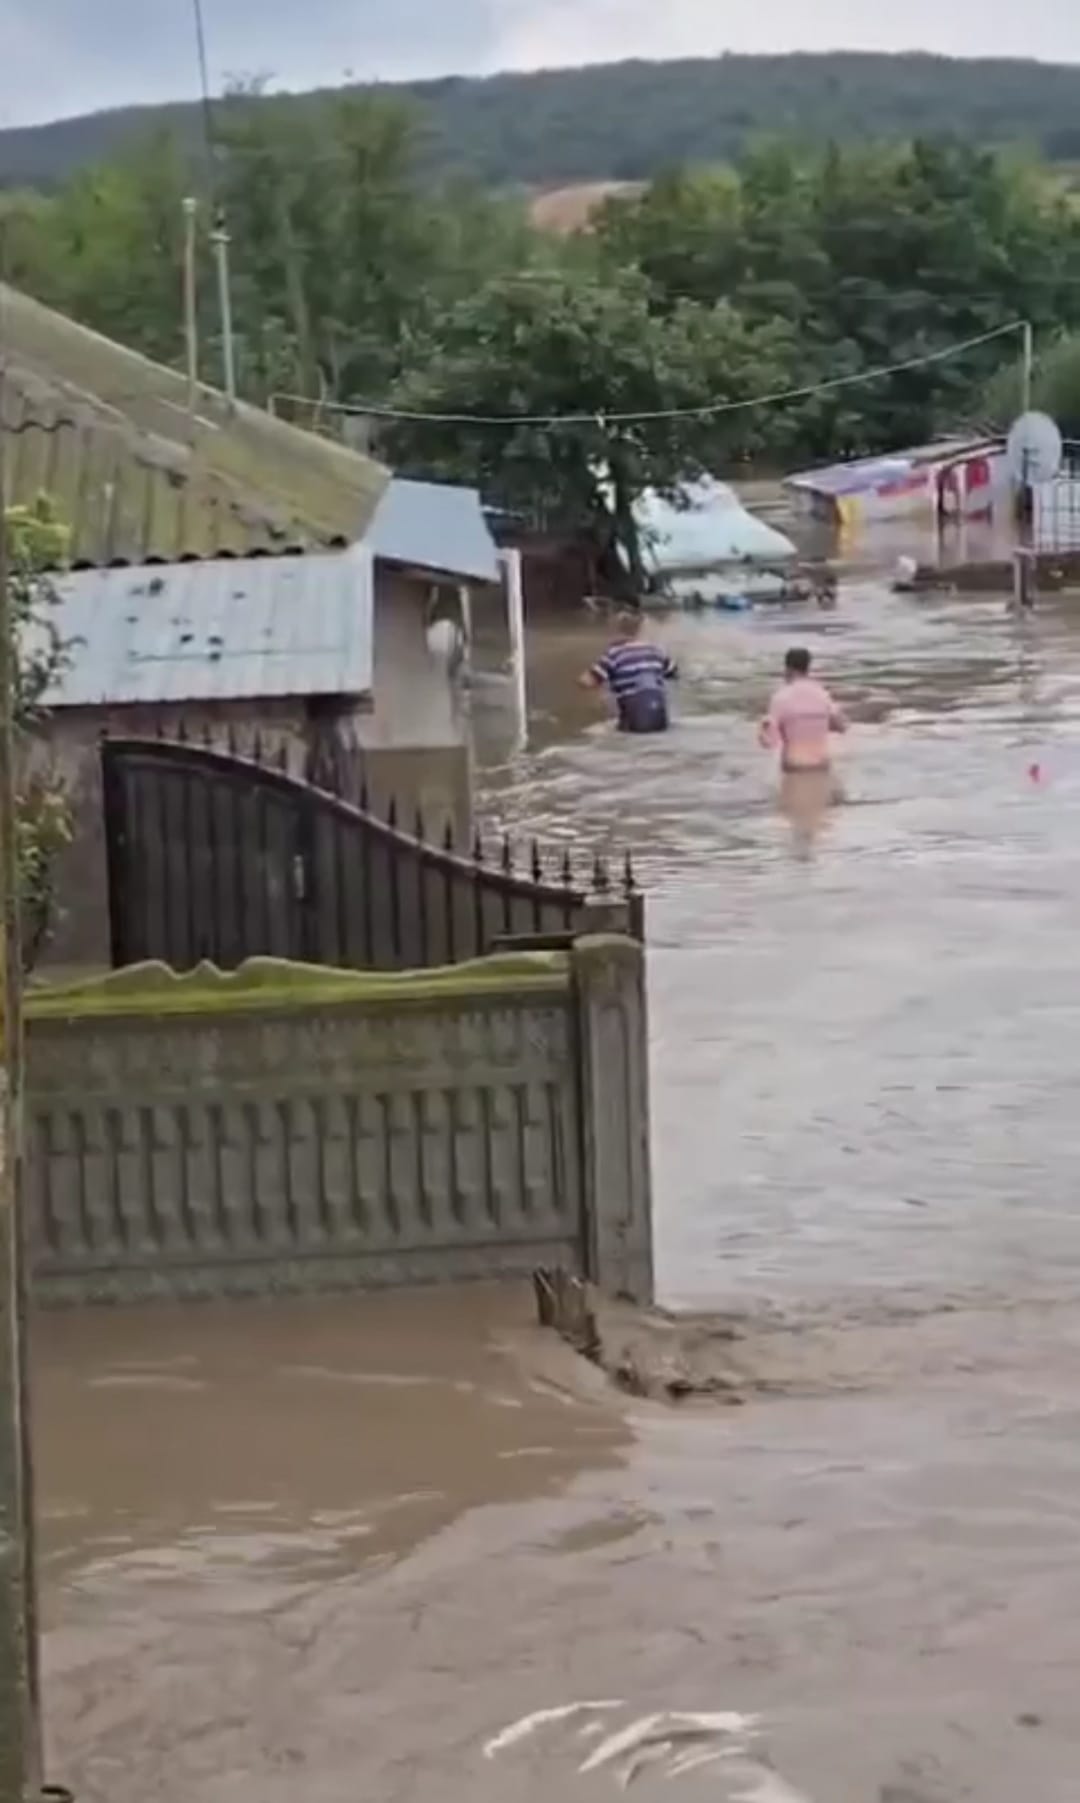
xmin=766 ymin=677 xmax=843 ymax=770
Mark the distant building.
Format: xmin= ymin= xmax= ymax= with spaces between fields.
xmin=785 ymin=438 xmax=1008 ymax=530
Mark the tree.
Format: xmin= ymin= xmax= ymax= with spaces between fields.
xmin=4 ymin=499 xmax=71 ymax=971
xmin=9 ymin=102 xmax=1080 ymax=473
xmin=386 ymin=265 xmax=797 ymax=582
xmin=984 ymin=333 xmax=1080 ymax=439
xmin=15 ymin=54 xmax=1080 ymax=192
xmin=596 ymin=138 xmax=1080 ymax=461
xmin=211 ymin=88 xmax=538 ymax=405
xmin=27 ymin=133 xmax=202 ymax=369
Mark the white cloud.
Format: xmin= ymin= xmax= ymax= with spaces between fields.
xmin=495 ymin=0 xmax=1080 ymax=68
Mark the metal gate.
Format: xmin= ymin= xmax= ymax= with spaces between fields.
xmin=102 ymin=736 xmax=641 ymax=972
xmin=1034 ymin=439 xmax=1080 ymax=554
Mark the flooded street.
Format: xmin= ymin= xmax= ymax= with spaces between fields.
xmin=35 ymin=571 xmax=1080 ymax=1800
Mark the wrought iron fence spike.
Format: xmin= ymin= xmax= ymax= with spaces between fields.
xmin=227 ymin=722 xmax=239 ymax=756
xmin=561 ymin=848 xmax=574 ymax=888
xmin=387 ymin=795 xmax=398 ymax=830
xmin=624 ymin=849 xmax=637 ymax=894
xmin=472 ymin=829 xmax=485 ymax=866
xmin=359 ymin=779 xmax=370 ymax=814
xmin=414 ymin=806 xmax=426 ymax=843
xmin=252 ymin=731 xmax=264 ymax=765
xmin=501 ymin=834 xmax=515 ymax=874
xmin=176 ymin=717 xmax=188 ymax=744
xmin=277 ymin=741 xmax=289 ymax=774
xmin=531 ymin=840 xmax=543 ymax=883
xmin=443 ymin=819 xmax=455 ymax=854
xmin=593 ymin=852 xmax=611 ymax=894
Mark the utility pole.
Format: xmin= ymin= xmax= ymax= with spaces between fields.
xmin=210 ymin=214 xmax=237 ymax=406
xmin=1021 ymin=319 xmax=1034 ymax=417
xmin=0 ymin=366 xmax=41 ymax=1802
xmin=182 ymin=196 xmax=199 ymax=418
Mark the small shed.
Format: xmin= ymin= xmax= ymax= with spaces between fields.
xmin=42 ymin=545 xmax=374 ymax=761
xmin=36 ymin=480 xmax=503 ymax=969
xmin=36 ymin=546 xmax=374 ymax=967
xmin=785 ymin=438 xmax=1008 ymax=530
xmin=356 ymin=476 xmax=503 ymax=771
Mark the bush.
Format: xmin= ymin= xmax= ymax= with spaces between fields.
xmin=4 ymin=496 xmax=72 ymax=970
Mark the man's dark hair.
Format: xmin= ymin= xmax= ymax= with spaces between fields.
xmin=785 ymin=647 xmax=812 ymax=677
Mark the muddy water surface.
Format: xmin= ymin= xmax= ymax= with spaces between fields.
xmin=36 ymin=576 xmax=1080 ymax=1801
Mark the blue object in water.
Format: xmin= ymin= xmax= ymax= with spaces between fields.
xmin=717 ymin=593 xmax=753 ymax=613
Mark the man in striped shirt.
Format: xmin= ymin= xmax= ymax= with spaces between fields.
xmin=580 ymin=610 xmax=678 ymax=733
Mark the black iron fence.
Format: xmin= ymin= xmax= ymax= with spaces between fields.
xmin=102 ymin=733 xmax=642 ymax=974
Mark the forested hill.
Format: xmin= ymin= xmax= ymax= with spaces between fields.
xmin=4 ymin=51 xmax=1080 ymax=190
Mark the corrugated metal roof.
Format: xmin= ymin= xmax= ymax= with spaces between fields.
xmin=365 ymin=477 xmax=500 ymax=583
xmin=1 ymin=283 xmax=389 ymax=562
xmin=43 ymin=547 xmax=374 ymax=708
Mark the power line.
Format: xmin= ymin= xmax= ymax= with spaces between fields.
xmin=270 ymin=319 xmax=1027 ymax=430
xmin=190 ymin=0 xmax=218 ymax=193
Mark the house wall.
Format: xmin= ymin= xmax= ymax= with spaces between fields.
xmin=355 ymin=568 xmax=472 ymax=841
xmin=33 ymin=573 xmax=474 ymax=974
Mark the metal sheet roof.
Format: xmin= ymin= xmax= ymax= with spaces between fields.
xmin=43 ymin=547 xmax=374 ymax=709
xmin=365 ymin=478 xmax=500 ymax=583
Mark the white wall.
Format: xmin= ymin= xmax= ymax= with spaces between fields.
xmin=357 ymin=570 xmax=465 ymax=751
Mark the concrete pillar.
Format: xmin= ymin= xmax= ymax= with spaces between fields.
xmin=0 ymin=1067 xmax=36 ymax=1802
xmin=578 ymin=896 xmax=633 ymax=937
xmin=571 ymin=934 xmax=655 ymax=1305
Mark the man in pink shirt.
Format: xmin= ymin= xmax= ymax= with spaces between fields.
xmin=759 ymin=647 xmax=848 ymax=773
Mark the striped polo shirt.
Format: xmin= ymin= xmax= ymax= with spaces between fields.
xmin=591 ymin=640 xmax=678 ymax=699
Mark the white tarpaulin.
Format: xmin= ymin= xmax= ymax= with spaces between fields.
xmin=634 ymin=478 xmax=797 ymax=575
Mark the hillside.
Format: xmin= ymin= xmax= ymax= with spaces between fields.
xmin=4 ymin=52 xmax=1080 ymax=191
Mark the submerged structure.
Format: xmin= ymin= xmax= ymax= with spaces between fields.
xmin=634 ymin=477 xmax=798 ymax=606
xmin=785 ymin=438 xmax=1007 ymax=530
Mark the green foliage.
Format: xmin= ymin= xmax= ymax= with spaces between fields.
xmin=386 ymin=266 xmax=796 ymax=577
xmin=595 ymin=139 xmax=1080 ymax=460
xmin=9 ymin=53 xmax=1080 ymax=191
xmin=7 ymin=95 xmax=1080 ymax=525
xmin=5 ymin=498 xmax=71 ymax=970
xmin=9 ymin=133 xmax=200 ymax=368
xmin=201 ymin=87 xmax=539 ymax=404
xmin=985 ymin=334 xmax=1080 ymax=439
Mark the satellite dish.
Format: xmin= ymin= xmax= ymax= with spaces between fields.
xmin=1006 ymin=411 xmax=1063 ymax=485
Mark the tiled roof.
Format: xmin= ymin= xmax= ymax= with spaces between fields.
xmin=43 ymin=547 xmax=374 ymax=707
xmin=0 ymin=284 xmax=389 ymax=562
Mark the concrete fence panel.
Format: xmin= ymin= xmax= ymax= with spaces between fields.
xmin=23 ymin=940 xmax=653 ymax=1307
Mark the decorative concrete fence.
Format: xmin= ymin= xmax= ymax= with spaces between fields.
xmin=23 ymin=936 xmax=653 ymax=1307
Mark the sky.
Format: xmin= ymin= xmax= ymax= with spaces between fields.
xmin=1 ymin=0 xmax=1079 ymax=129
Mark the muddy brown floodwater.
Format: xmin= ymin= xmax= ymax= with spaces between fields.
xmin=35 ymin=573 xmax=1080 ymax=1801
